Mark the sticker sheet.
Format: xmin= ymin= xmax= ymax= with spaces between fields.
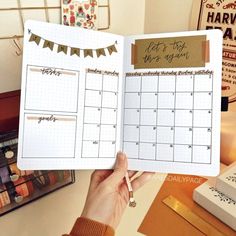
xmin=18 ymin=20 xmax=222 ymax=176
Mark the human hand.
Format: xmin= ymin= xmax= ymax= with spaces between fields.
xmin=81 ymin=152 xmax=155 ymax=229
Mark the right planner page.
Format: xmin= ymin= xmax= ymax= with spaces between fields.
xmin=122 ymin=30 xmax=222 ymax=176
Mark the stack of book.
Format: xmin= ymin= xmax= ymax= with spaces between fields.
xmin=193 ymin=162 xmax=236 ymax=231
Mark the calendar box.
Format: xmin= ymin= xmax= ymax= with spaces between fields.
xmin=124 ymin=109 xmax=140 ymax=125
xmin=99 ymin=141 xmax=116 ymax=158
xmin=86 ymin=73 xmax=103 ymax=90
xmin=175 ymin=110 xmax=193 ymax=127
xmin=193 ymin=146 xmax=211 ymax=164
xmin=140 ymin=109 xmax=156 ymax=126
xmin=156 ymin=127 xmax=174 ymax=144
xmin=156 ymin=144 xmax=174 ymax=161
xmin=123 ymin=125 xmax=139 ymax=142
xmin=158 ymin=93 xmax=175 ymax=109
xmin=194 ymin=74 xmax=212 ymax=92
xmin=82 ymin=141 xmax=99 ymax=158
xmin=123 ymin=142 xmax=139 ymax=159
xmin=193 ymin=128 xmax=211 ymax=146
xmin=142 ymin=76 xmax=158 ymax=92
xmin=141 ymin=93 xmax=157 ymax=109
xmin=174 ymin=145 xmax=192 ymax=163
xmin=140 ymin=126 xmax=156 ymax=143
xmin=102 ymin=91 xmax=117 ymax=108
xmin=100 ymin=125 xmax=116 ymax=141
xmin=175 ymin=92 xmax=193 ymax=109
xmin=158 ymin=75 xmax=176 ymax=92
xmin=84 ymin=107 xmax=101 ymax=124
xmin=101 ymin=108 xmax=117 ymax=125
xmin=139 ymin=143 xmax=156 ymax=160
xmin=174 ymin=127 xmax=193 ymax=145
xmin=176 ymin=75 xmax=193 ymax=92
xmin=125 ymin=76 xmax=141 ymax=92
xmin=193 ymin=110 xmax=212 ymax=127
xmin=194 ymin=92 xmax=212 ymax=109
xmin=103 ymin=75 xmax=118 ymax=92
xmin=85 ymin=90 xmax=102 ymax=107
xmin=157 ymin=109 xmax=174 ymax=126
xmin=83 ymin=124 xmax=100 ymax=141
xmin=124 ymin=93 xmax=140 ymax=108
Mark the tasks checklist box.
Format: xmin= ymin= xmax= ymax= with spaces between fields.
xmin=18 ymin=21 xmax=222 ymax=176
xmin=25 ymin=65 xmax=79 ymax=113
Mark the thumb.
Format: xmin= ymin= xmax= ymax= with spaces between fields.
xmin=106 ymin=152 xmax=127 ymax=187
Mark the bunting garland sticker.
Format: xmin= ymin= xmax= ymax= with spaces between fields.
xmin=28 ymin=31 xmax=118 ymax=58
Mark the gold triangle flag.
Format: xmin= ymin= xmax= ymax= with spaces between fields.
xmin=84 ymin=49 xmax=93 ymax=58
xmin=96 ymin=48 xmax=106 ymax=57
xmin=29 ymin=34 xmax=41 ymax=45
xmin=43 ymin=40 xmax=54 ymax=51
xmin=58 ymin=44 xmax=68 ymax=54
xmin=107 ymin=45 xmax=117 ymax=55
xmin=71 ymin=47 xmax=80 ymax=56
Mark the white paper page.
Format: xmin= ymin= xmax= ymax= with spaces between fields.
xmin=122 ymin=30 xmax=222 ymax=176
xmin=17 ymin=20 xmax=124 ymax=170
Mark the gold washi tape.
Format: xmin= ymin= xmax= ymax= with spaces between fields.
xmin=162 ymin=195 xmax=226 ymax=236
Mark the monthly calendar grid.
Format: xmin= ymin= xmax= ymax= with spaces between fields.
xmin=123 ymin=71 xmax=214 ymax=165
xmin=81 ymin=69 xmax=119 ymax=159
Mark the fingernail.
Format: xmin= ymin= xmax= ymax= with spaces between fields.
xmin=117 ymin=151 xmax=125 ymax=160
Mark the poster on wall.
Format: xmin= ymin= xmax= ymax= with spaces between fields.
xmin=61 ymin=0 xmax=98 ymax=30
xmin=190 ymin=0 xmax=236 ymax=110
xmin=190 ymin=0 xmax=236 ymax=164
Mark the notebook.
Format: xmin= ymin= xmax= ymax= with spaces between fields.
xmin=193 ymin=178 xmax=236 ymax=231
xmin=216 ymin=162 xmax=236 ymax=202
xmin=17 ymin=20 xmax=222 ymax=175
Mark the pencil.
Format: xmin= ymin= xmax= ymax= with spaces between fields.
xmin=125 ymin=172 xmax=136 ymax=207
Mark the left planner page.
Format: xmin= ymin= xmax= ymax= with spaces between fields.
xmin=17 ymin=20 xmax=125 ymax=170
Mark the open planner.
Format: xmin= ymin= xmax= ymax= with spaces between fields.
xmin=17 ymin=20 xmax=222 ymax=176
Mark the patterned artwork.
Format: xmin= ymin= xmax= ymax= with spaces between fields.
xmin=62 ymin=0 xmax=98 ymax=30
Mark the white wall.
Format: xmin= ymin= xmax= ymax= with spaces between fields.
xmin=144 ymin=0 xmax=194 ymax=33
xmin=106 ymin=0 xmax=145 ymax=35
